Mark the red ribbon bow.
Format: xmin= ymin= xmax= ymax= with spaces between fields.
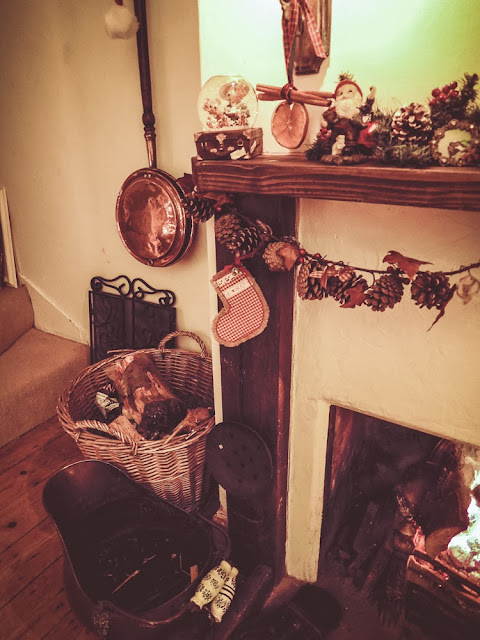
xmin=281 ymin=0 xmax=326 ymax=81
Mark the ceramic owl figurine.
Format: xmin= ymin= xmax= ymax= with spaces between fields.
xmin=210 ymin=566 xmax=239 ymax=623
xmin=190 ymin=560 xmax=232 ymax=609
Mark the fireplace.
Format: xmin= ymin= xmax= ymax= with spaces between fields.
xmin=193 ymin=153 xmax=480 ymax=631
xmin=285 ymin=196 xmax=480 ymax=584
xmin=315 ymin=406 xmax=480 ymax=637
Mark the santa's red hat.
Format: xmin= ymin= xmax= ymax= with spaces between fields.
xmin=334 ymin=79 xmax=363 ymax=99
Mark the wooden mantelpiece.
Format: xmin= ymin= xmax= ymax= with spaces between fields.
xmin=192 ymin=153 xmax=480 ymax=211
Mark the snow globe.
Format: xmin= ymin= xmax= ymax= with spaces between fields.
xmin=194 ymin=75 xmax=263 ymax=160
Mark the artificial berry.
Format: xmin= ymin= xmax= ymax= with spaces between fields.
xmin=442 ymin=85 xmax=450 ymax=94
xmin=299 ymin=248 xmax=307 ymax=257
xmin=438 ymin=93 xmax=447 ymax=102
xmin=314 ymin=253 xmax=321 ymax=259
xmin=449 ymin=81 xmax=458 ymax=90
xmin=429 ymin=98 xmax=437 ymax=106
xmin=215 ymin=205 xmax=223 ymax=212
xmin=449 ymin=90 xmax=459 ymax=99
xmin=297 ymin=256 xmax=305 ymax=264
xmin=431 ymin=88 xmax=441 ymax=97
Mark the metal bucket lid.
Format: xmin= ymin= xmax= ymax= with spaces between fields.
xmin=206 ymin=421 xmax=273 ymax=499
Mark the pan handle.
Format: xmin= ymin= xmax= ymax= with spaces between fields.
xmin=133 ymin=0 xmax=157 ymax=168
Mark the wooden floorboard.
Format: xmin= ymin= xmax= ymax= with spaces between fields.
xmin=0 ymin=417 xmax=96 ymax=639
xmin=0 ymin=417 xmax=63 ymax=473
xmin=0 ymin=429 xmax=81 ymax=512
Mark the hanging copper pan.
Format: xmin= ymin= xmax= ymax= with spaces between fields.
xmin=116 ymin=0 xmax=194 ymax=267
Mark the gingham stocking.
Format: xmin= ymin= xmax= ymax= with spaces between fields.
xmin=211 ymin=265 xmax=269 ymax=347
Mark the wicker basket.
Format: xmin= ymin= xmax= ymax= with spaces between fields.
xmin=57 ymin=331 xmax=215 ymax=511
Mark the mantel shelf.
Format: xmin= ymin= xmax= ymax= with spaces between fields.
xmin=192 ymin=153 xmax=480 ymax=212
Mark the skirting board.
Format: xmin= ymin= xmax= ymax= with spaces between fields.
xmin=0 ymin=187 xmax=18 ymax=287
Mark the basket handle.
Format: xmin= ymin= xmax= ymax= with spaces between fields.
xmin=158 ymin=331 xmax=209 ymax=358
xmin=73 ymin=419 xmax=141 ymax=453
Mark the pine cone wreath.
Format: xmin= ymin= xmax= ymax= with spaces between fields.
xmin=296 ymin=259 xmax=325 ymax=300
xmin=411 ymin=271 xmax=453 ymax=309
xmin=182 ymin=193 xmax=217 ymax=223
xmin=430 ymin=74 xmax=479 ymax=129
xmin=365 ymin=273 xmax=405 ymax=311
xmin=391 ymin=103 xmax=433 ymax=144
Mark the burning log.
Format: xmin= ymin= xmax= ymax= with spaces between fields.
xmin=445 ymin=467 xmax=480 ymax=585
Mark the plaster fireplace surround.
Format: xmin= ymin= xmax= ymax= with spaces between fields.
xmin=286 ymin=196 xmax=480 ymax=584
xmin=195 ymin=154 xmax=480 ymax=634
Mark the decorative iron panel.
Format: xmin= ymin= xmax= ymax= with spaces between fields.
xmin=89 ymin=275 xmax=176 ymax=362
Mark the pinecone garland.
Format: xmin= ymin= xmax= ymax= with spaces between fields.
xmin=391 ymin=103 xmax=433 ymax=144
xmin=182 ymin=194 xmax=217 ymax=223
xmin=297 ymin=260 xmax=324 ymax=300
xmin=411 ymin=271 xmax=452 ymax=309
xmin=365 ymin=274 xmax=404 ymax=311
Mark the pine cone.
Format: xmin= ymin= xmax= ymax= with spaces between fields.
xmin=365 ymin=274 xmax=404 ymax=311
xmin=214 ymin=213 xmax=243 ymax=244
xmin=391 ymin=103 xmax=433 ymax=144
xmin=227 ymin=225 xmax=265 ymax=258
xmin=297 ymin=259 xmax=324 ymax=300
xmin=411 ymin=271 xmax=453 ymax=309
xmin=182 ymin=194 xmax=217 ymax=223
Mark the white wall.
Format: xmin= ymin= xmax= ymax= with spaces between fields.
xmin=199 ymin=0 xmax=480 ymax=153
xmin=0 ymin=0 xmax=211 ymax=348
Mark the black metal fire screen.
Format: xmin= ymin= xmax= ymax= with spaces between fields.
xmin=89 ymin=275 xmax=176 ymax=362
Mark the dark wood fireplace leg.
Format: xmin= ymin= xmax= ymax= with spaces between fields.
xmin=215 ymin=194 xmax=296 ymax=583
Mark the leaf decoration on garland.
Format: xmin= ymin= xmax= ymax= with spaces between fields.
xmin=278 ymin=243 xmax=301 ymax=271
xmin=383 ymin=250 xmax=432 ymax=280
xmin=429 ymin=284 xmax=457 ymax=331
xmin=203 ymin=192 xmax=235 ymax=208
xmin=341 ymin=283 xmax=369 ymax=308
xmin=319 ymin=264 xmax=338 ymax=288
xmin=457 ymin=272 xmax=480 ymax=304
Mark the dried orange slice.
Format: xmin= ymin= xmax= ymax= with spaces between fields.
xmin=271 ymin=101 xmax=309 ymax=149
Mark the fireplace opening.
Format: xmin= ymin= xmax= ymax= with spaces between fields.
xmin=315 ymin=406 xmax=480 ymax=639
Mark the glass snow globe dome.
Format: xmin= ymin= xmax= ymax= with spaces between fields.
xmin=197 ymin=75 xmax=258 ymax=131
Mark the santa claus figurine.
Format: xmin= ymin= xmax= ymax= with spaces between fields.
xmin=320 ymin=75 xmax=377 ymax=157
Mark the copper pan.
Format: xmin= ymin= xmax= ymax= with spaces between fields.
xmin=116 ymin=0 xmax=194 ymax=267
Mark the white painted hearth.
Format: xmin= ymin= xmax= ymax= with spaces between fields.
xmin=286 ymin=198 xmax=480 ymax=582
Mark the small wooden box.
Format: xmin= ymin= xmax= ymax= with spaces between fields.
xmin=194 ymin=127 xmax=263 ymax=160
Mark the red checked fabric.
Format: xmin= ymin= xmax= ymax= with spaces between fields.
xmin=211 ymin=265 xmax=270 ymax=347
xmin=282 ymin=0 xmax=326 ymax=80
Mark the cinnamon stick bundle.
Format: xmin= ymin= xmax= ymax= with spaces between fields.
xmin=256 ymin=84 xmax=333 ymax=108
